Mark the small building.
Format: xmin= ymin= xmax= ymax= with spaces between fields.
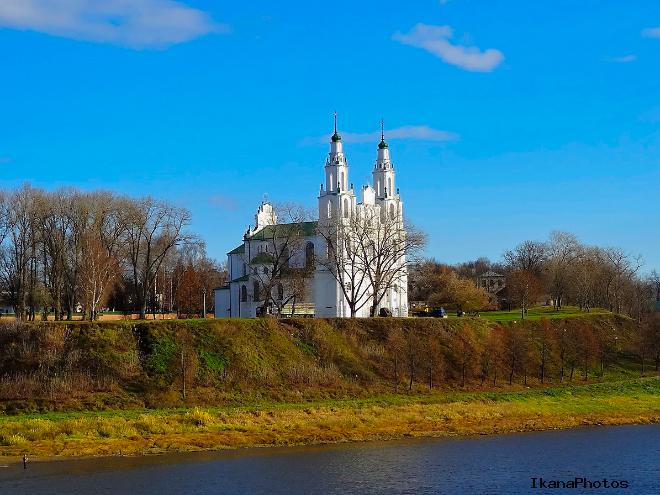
xmin=476 ymin=271 xmax=508 ymax=309
xmin=476 ymin=271 xmax=506 ymax=293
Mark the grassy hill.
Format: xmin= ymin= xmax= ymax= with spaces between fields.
xmin=0 ymin=313 xmax=647 ymax=414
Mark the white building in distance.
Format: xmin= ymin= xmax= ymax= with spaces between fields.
xmin=214 ymin=117 xmax=408 ymax=318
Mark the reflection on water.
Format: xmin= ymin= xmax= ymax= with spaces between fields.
xmin=1 ymin=425 xmax=658 ymax=494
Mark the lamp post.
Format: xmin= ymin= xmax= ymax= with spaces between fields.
xmin=614 ymin=336 xmax=619 ymax=365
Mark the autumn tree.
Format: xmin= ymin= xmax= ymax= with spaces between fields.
xmin=176 ymin=264 xmax=204 ymax=317
xmin=533 ymin=319 xmax=556 ymax=384
xmin=502 ymin=323 xmax=530 ymax=385
xmin=507 ymin=269 xmax=544 ymax=319
xmin=642 ymin=313 xmax=660 ymax=372
xmin=481 ymin=326 xmax=505 ymax=386
xmin=387 ymin=327 xmax=406 ymax=392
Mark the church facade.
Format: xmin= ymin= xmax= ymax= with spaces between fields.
xmin=214 ymin=119 xmax=408 ymax=318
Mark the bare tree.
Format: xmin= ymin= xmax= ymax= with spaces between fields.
xmin=545 ymin=231 xmax=581 ymax=310
xmin=317 ymin=218 xmax=373 ymax=317
xmin=503 ymin=240 xmax=547 ymax=275
xmin=123 ymin=197 xmax=194 ymax=319
xmin=319 ymin=207 xmax=426 ymax=317
xmin=0 ymin=185 xmax=39 ymax=320
xmin=600 ymin=247 xmax=643 ymax=314
xmin=77 ymin=192 xmax=126 ymax=320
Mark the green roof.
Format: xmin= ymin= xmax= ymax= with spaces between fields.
xmin=250 ymin=252 xmax=275 ymax=265
xmin=331 ymin=132 xmax=342 ymax=142
xmin=228 ymin=243 xmax=245 ymax=255
xmin=230 ymin=275 xmax=250 ymax=283
xmin=378 ymin=139 xmax=388 ymax=149
xmin=247 ymin=221 xmax=318 ymax=241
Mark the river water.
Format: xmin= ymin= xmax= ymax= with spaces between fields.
xmin=0 ymin=425 xmax=658 ymax=494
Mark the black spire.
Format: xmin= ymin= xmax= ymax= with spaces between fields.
xmin=331 ymin=111 xmax=342 ymax=142
xmin=378 ymin=118 xmax=388 ymax=149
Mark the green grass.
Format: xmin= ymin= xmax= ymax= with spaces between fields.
xmin=472 ymin=306 xmax=612 ymax=322
xmin=1 ymin=377 xmax=657 ymax=458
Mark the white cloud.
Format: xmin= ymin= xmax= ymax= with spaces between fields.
xmin=393 ymin=23 xmax=504 ymax=72
xmin=608 ymin=54 xmax=637 ymax=63
xmin=0 ymin=0 xmax=227 ymax=49
xmin=641 ymin=27 xmax=660 ymax=39
xmin=302 ymin=125 xmax=458 ymax=146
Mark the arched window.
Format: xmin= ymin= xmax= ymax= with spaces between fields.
xmin=329 ymin=173 xmax=334 ymax=191
xmin=377 ymin=180 xmax=382 ymax=197
xmin=340 ymin=171 xmax=345 ymax=190
xmin=343 ymin=198 xmax=349 ymax=218
xmin=277 ymin=283 xmax=284 ymax=300
xmin=327 ymin=201 xmax=332 ymax=219
xmin=305 ymin=241 xmax=315 ymax=268
xmin=241 ymin=285 xmax=247 ymax=302
xmin=389 ymin=203 xmax=396 ymax=220
xmin=263 ymin=266 xmax=269 ymax=274
xmin=387 ymin=177 xmax=392 ymax=195
xmin=253 ymin=281 xmax=260 ymax=301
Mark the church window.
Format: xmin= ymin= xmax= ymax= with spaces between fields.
xmin=277 ymin=283 xmax=284 ymax=300
xmin=329 ymin=173 xmax=334 ymax=191
xmin=253 ymin=281 xmax=260 ymax=301
xmin=377 ymin=180 xmax=381 ymax=197
xmin=241 ymin=285 xmax=247 ymax=302
xmin=387 ymin=177 xmax=392 ymax=195
xmin=305 ymin=241 xmax=315 ymax=268
xmin=340 ymin=171 xmax=345 ymax=190
xmin=343 ymin=198 xmax=349 ymax=218
xmin=389 ymin=203 xmax=396 ymax=220
xmin=263 ymin=267 xmax=269 ymax=275
xmin=327 ymin=201 xmax=332 ymax=219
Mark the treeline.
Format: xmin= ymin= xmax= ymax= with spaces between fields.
xmin=410 ymin=231 xmax=659 ymax=320
xmin=386 ymin=314 xmax=660 ymax=392
xmin=0 ymin=185 xmax=225 ymax=320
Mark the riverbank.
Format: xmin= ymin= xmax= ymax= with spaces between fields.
xmin=1 ymin=377 xmax=658 ymax=460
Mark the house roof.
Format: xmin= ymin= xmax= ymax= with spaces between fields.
xmin=230 ymin=275 xmax=250 ymax=283
xmin=479 ymin=270 xmax=504 ymax=278
xmin=247 ymin=221 xmax=318 ymax=241
xmin=228 ymin=243 xmax=245 ymax=255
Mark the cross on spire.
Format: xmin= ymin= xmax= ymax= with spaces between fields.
xmin=331 ymin=111 xmax=342 ymax=142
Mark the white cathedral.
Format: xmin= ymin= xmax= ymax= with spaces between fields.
xmin=214 ymin=117 xmax=408 ymax=318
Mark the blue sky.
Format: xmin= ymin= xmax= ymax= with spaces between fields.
xmin=1 ymin=0 xmax=659 ymax=271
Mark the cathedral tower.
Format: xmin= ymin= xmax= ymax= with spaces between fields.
xmin=319 ymin=113 xmax=356 ymax=223
xmin=372 ymin=121 xmax=402 ymax=223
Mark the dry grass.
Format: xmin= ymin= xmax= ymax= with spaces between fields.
xmin=1 ymin=377 xmax=658 ymax=460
